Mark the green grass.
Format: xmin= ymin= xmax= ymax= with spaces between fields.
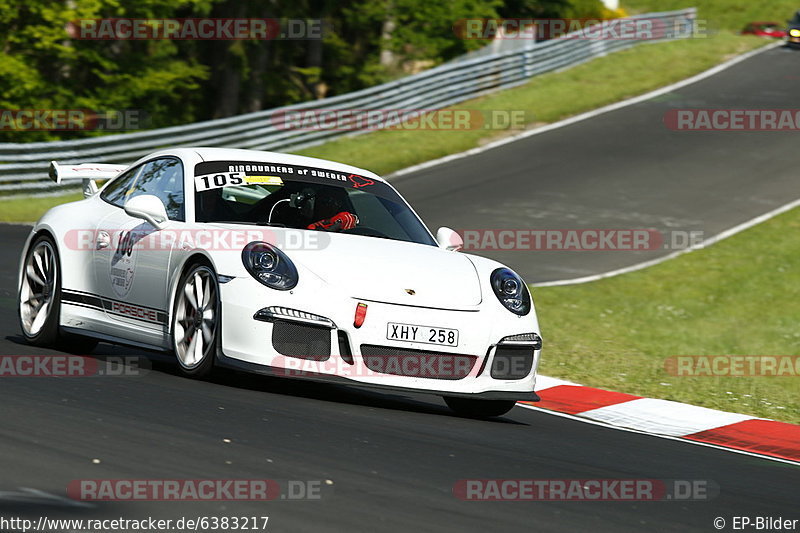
xmin=0 ymin=193 xmax=82 ymax=223
xmin=623 ymin=0 xmax=800 ymax=32
xmin=533 ymin=207 xmax=800 ymax=424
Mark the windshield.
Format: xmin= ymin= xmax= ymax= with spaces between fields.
xmin=194 ymin=160 xmax=437 ymax=246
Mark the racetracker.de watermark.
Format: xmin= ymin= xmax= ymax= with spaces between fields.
xmin=453 ymin=479 xmax=718 ymax=501
xmin=64 ymin=228 xmax=330 ymax=252
xmin=0 ymin=356 xmax=148 ymax=377
xmin=67 ymin=18 xmax=326 ymax=40
xmin=459 ymin=229 xmax=705 ymax=251
xmin=270 ymin=109 xmax=530 ymax=131
xmin=665 ymin=356 xmax=800 ymax=377
xmin=664 ymin=109 xmax=800 ymax=131
xmin=453 ymin=17 xmax=708 ymax=40
xmin=270 ymin=354 xmax=486 ymax=380
xmin=1 ymin=516 xmax=270 ymax=533
xmin=0 ymin=109 xmax=145 ymax=131
xmin=67 ymin=479 xmax=326 ymax=501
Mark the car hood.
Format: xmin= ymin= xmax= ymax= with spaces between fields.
xmin=289 ymin=232 xmax=483 ymax=309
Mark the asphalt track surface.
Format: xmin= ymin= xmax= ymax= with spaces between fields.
xmin=397 ymin=45 xmax=800 ymax=282
xmin=0 ymin=47 xmax=798 ymax=532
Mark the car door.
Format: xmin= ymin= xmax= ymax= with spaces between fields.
xmin=92 ymin=157 xmax=185 ymax=343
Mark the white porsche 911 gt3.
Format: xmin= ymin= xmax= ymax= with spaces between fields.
xmin=18 ymin=148 xmax=542 ymax=417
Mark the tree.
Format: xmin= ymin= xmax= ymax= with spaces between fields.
xmin=0 ymin=0 xmax=607 ymax=140
xmin=0 ymin=0 xmax=212 ymax=141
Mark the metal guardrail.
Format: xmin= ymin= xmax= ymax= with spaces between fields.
xmin=0 ymin=8 xmax=696 ymax=195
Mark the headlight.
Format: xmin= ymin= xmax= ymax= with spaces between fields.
xmin=490 ymin=268 xmax=531 ymax=316
xmin=790 ymin=29 xmax=800 ymax=37
xmin=242 ymin=241 xmax=298 ymax=290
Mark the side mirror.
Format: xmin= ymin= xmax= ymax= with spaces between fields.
xmin=436 ymin=227 xmax=463 ymax=252
xmin=124 ymin=195 xmax=168 ymax=229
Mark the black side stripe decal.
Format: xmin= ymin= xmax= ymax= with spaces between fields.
xmin=62 ymin=289 xmax=168 ymax=325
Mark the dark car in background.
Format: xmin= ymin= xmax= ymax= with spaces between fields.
xmin=787 ymin=11 xmax=800 ymax=48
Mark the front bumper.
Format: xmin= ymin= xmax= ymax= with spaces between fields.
xmin=217 ymin=277 xmax=542 ymax=399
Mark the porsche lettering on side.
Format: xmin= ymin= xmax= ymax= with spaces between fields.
xmin=17 ymin=148 xmax=542 ymax=418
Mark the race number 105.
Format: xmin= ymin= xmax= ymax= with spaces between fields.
xmin=195 ymin=172 xmax=245 ymax=191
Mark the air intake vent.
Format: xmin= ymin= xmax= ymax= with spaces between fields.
xmin=337 ymin=331 xmax=354 ymax=365
xmin=272 ymin=321 xmax=331 ymax=360
xmin=360 ymin=345 xmax=476 ymax=380
xmin=490 ymin=345 xmax=534 ymax=380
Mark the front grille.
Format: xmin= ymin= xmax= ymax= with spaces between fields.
xmin=490 ymin=345 xmax=534 ymax=380
xmin=360 ymin=344 xmax=476 ymax=380
xmin=272 ymin=321 xmax=331 ymax=360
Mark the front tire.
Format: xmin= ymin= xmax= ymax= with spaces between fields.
xmin=443 ymin=396 xmax=517 ymax=418
xmin=172 ymin=263 xmax=219 ymax=378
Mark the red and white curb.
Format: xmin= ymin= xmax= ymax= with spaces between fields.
xmin=519 ymin=376 xmax=800 ymax=464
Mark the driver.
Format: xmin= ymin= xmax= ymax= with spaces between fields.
xmin=307 ymin=211 xmax=358 ymax=231
xmin=306 ymin=187 xmax=358 ymax=231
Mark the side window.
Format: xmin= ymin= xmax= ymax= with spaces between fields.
xmin=100 ymin=166 xmax=141 ymax=207
xmin=128 ymin=158 xmax=185 ymax=221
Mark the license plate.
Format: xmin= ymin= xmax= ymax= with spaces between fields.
xmin=386 ymin=322 xmax=459 ymax=347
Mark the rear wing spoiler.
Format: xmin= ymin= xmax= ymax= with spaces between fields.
xmin=48 ymin=161 xmax=128 ymax=197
